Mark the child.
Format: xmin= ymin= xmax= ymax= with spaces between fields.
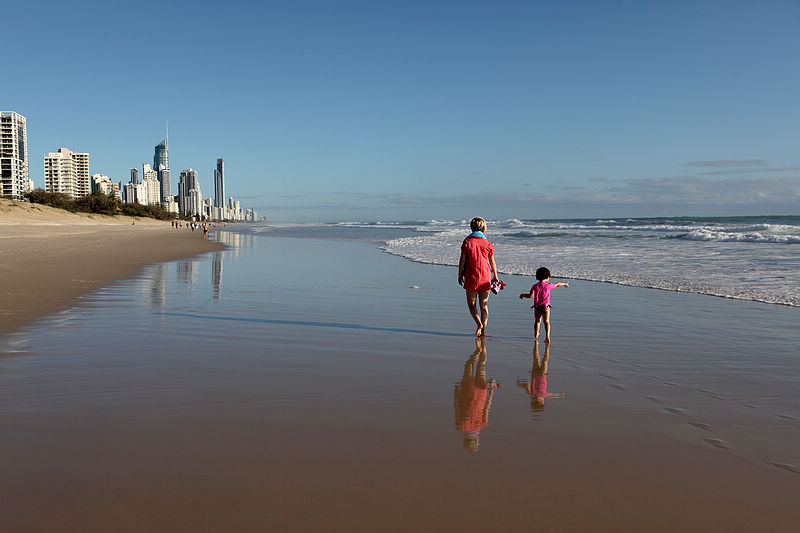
xmin=519 ymin=267 xmax=569 ymax=341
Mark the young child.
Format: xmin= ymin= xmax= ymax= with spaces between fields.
xmin=519 ymin=267 xmax=569 ymax=341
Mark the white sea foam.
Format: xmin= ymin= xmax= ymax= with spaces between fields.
xmin=378 ymin=216 xmax=800 ymax=306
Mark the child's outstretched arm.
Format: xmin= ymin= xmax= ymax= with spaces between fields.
xmin=554 ymin=282 xmax=569 ymax=288
xmin=519 ymin=292 xmax=532 ymax=299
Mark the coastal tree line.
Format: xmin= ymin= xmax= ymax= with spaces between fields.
xmin=24 ymin=189 xmax=174 ymax=220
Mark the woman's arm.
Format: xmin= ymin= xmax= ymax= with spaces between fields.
xmin=458 ymin=250 xmax=466 ymax=286
xmin=489 ymin=255 xmax=498 ymax=282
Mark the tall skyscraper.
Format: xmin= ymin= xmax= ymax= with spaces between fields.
xmin=158 ymin=164 xmax=171 ymax=205
xmin=178 ymin=168 xmax=201 ymax=216
xmin=141 ymin=163 xmax=161 ymax=205
xmin=153 ymin=139 xmax=168 ymax=172
xmin=1 ymin=111 xmax=30 ymax=200
xmin=130 ymin=167 xmax=139 ymax=185
xmin=214 ymin=158 xmax=225 ymax=208
xmin=43 ymin=148 xmax=90 ymax=198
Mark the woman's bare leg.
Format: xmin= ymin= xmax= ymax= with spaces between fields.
xmin=466 ymin=291 xmax=482 ymax=335
xmin=477 ymin=291 xmax=490 ymax=336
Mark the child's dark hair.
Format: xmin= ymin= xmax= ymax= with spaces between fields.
xmin=535 ymin=267 xmax=550 ymax=281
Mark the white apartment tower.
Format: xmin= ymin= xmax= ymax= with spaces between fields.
xmin=141 ymin=163 xmax=161 ymax=206
xmin=44 ymin=148 xmax=90 ymax=198
xmin=1 ymin=111 xmax=30 ymax=200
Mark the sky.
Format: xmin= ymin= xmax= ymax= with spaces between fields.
xmin=4 ymin=0 xmax=799 ymax=221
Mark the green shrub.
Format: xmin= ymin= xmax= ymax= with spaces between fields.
xmin=25 ymin=189 xmax=173 ymax=220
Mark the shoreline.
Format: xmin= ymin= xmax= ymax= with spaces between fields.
xmin=1 ymin=200 xmax=225 ymax=336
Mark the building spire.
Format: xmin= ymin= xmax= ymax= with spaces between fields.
xmin=165 ymin=120 xmax=169 ymax=150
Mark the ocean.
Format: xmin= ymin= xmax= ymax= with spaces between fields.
xmin=235 ymin=215 xmax=800 ymax=307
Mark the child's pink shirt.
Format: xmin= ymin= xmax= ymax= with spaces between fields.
xmin=530 ymin=281 xmax=556 ymax=306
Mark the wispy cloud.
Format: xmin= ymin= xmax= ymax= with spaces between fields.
xmin=698 ymin=166 xmax=800 ymax=176
xmin=686 ymin=160 xmax=767 ymax=167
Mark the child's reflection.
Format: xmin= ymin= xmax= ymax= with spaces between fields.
xmin=454 ymin=337 xmax=500 ymax=452
xmin=516 ymin=341 xmax=564 ymax=412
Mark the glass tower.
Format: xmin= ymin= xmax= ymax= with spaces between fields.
xmin=214 ymin=158 xmax=225 ymax=208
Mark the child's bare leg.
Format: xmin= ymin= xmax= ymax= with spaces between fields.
xmin=477 ymin=291 xmax=490 ymax=336
xmin=543 ymin=307 xmax=552 ymax=341
xmin=533 ymin=309 xmax=542 ymax=339
xmin=466 ymin=291 xmax=482 ymax=335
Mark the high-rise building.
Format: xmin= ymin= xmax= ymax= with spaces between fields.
xmin=178 ymin=168 xmax=201 ymax=216
xmin=153 ymin=139 xmax=168 ymax=172
xmin=214 ymin=158 xmax=225 ymax=208
xmin=1 ymin=111 xmax=30 ymax=200
xmin=43 ymin=148 xmax=90 ymax=198
xmin=130 ymin=167 xmax=139 ymax=185
xmin=73 ymin=152 xmax=90 ymax=197
xmin=141 ymin=163 xmax=161 ymax=205
xmin=158 ymin=164 xmax=171 ymax=205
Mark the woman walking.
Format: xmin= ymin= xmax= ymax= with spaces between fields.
xmin=458 ymin=217 xmax=500 ymax=337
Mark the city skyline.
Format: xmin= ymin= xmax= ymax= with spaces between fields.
xmin=3 ymin=1 xmax=799 ymax=221
xmin=2 ymin=108 xmax=253 ymax=220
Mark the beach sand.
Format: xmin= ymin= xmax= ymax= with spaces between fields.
xmin=1 ymin=229 xmax=798 ymax=532
xmin=0 ymin=198 xmax=225 ymax=335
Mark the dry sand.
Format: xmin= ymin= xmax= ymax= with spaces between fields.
xmin=0 ymin=198 xmax=224 ymax=335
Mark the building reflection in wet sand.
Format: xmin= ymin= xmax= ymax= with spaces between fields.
xmin=142 ymin=229 xmax=256 ymax=306
xmin=212 ymin=252 xmax=222 ymax=299
xmin=453 ymin=337 xmax=500 ymax=452
xmin=516 ymin=341 xmax=564 ymax=414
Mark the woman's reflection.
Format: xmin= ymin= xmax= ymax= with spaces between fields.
xmin=516 ymin=341 xmax=564 ymax=412
xmin=454 ymin=337 xmax=500 ymax=452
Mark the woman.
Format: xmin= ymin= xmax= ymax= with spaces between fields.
xmin=458 ymin=217 xmax=500 ymax=337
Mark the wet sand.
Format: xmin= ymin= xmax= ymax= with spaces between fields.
xmin=0 ymin=199 xmax=224 ymax=335
xmin=1 ymin=233 xmax=798 ymax=532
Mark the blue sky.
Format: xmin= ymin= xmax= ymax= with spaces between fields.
xmin=4 ymin=0 xmax=799 ymax=221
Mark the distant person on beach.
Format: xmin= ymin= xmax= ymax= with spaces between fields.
xmin=454 ymin=337 xmax=499 ymax=452
xmin=519 ymin=267 xmax=569 ymax=341
xmin=516 ymin=341 xmax=564 ymax=412
xmin=458 ymin=217 xmax=500 ymax=337
xmin=202 ymin=223 xmax=209 ymax=238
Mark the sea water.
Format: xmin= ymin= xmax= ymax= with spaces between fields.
xmin=240 ymin=216 xmax=800 ymax=306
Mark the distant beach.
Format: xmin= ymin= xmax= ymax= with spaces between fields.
xmin=0 ymin=198 xmax=224 ymax=335
xmin=1 ymin=223 xmax=798 ymax=532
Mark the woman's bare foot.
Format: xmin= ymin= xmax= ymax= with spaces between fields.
xmin=475 ymin=327 xmax=483 ymax=337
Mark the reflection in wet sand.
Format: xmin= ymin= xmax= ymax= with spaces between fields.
xmin=212 ymin=252 xmax=222 ymax=299
xmin=516 ymin=341 xmax=564 ymax=412
xmin=454 ymin=337 xmax=499 ymax=451
xmin=177 ymin=258 xmax=199 ymax=285
xmin=146 ymin=262 xmax=168 ymax=308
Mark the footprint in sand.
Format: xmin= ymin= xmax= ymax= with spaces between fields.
xmin=777 ymin=414 xmax=797 ymax=422
xmin=599 ymin=374 xmax=616 ymax=380
xmin=688 ymin=421 xmax=710 ymax=431
xmin=664 ymin=407 xmax=684 ymax=415
xmin=642 ymin=395 xmax=663 ymax=403
xmin=703 ymin=438 xmax=729 ymax=450
xmin=744 ymin=404 xmax=759 ymax=409
xmin=608 ymin=384 xmax=627 ymax=391
xmin=662 ymin=382 xmax=678 ymax=387
xmin=767 ymin=462 xmax=799 ymax=475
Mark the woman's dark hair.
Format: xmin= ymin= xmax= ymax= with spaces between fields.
xmin=535 ymin=267 xmax=550 ymax=281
